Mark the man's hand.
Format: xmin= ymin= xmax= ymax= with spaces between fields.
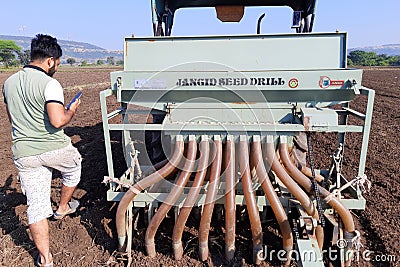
xmin=68 ymin=98 xmax=81 ymax=113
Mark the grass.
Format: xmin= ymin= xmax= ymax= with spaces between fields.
xmin=58 ymin=65 xmax=122 ymax=72
xmin=64 ymin=82 xmax=110 ymax=91
xmin=0 ymin=66 xmax=20 ymax=73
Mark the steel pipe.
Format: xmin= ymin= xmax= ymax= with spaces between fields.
xmin=239 ymin=136 xmax=263 ymax=265
xmin=224 ymin=135 xmax=236 ymax=260
xmin=288 ymin=138 xmax=325 ymax=183
xmin=294 ymin=159 xmax=325 ymax=183
xmin=279 ymin=138 xmax=357 ymax=265
xmin=251 ymin=136 xmax=293 ymax=266
xmin=264 ymin=139 xmax=324 ymax=250
xmin=172 ymin=136 xmax=210 ymax=260
xmin=146 ymin=159 xmax=171 ymax=193
xmin=142 ymin=158 xmax=168 ymax=177
xmin=145 ymin=136 xmax=198 ymax=257
xmin=199 ymin=136 xmax=222 ymax=261
xmin=278 ymin=139 xmax=355 ymax=233
xmin=116 ymin=136 xmax=185 ymax=249
xmin=277 ymin=138 xmax=325 ymax=249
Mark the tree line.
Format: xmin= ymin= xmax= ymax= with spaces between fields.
xmin=0 ymin=40 xmax=123 ymax=68
xmin=348 ymin=50 xmax=400 ymax=66
xmin=2 ymin=39 xmax=400 ymax=68
xmin=65 ymin=57 xmax=123 ymax=66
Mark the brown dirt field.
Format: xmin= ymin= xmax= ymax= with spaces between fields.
xmin=0 ymin=66 xmax=399 ymax=267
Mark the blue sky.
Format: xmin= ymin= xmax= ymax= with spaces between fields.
xmin=0 ymin=1 xmax=398 ymax=50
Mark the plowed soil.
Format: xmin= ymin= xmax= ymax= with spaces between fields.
xmin=0 ymin=66 xmax=399 ymax=267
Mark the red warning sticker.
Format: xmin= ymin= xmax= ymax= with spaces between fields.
xmin=319 ymin=76 xmax=345 ymax=88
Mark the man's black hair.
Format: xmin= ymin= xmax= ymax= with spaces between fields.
xmin=30 ymin=34 xmax=62 ymax=61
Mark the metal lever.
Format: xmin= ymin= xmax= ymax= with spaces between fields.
xmin=257 ymin=13 xmax=266 ymax=34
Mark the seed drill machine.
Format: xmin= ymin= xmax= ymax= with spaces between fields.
xmin=100 ymin=1 xmax=375 ymax=266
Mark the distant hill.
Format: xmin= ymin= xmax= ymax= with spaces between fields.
xmin=3 ymin=35 xmax=399 ymax=61
xmin=0 ymin=35 xmax=123 ymax=63
xmin=349 ymin=44 xmax=400 ymax=56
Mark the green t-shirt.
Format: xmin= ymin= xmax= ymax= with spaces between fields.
xmin=2 ymin=66 xmax=70 ymax=159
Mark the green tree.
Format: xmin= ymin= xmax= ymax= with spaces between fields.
xmin=0 ymin=40 xmax=21 ymax=67
xmin=376 ymin=54 xmax=389 ymax=66
xmin=347 ymin=58 xmax=354 ymax=66
xmin=80 ymin=60 xmax=88 ymax=66
xmin=348 ymin=50 xmax=400 ymax=66
xmin=8 ymin=59 xmax=20 ymax=67
xmin=116 ymin=59 xmax=124 ymax=66
xmin=18 ymin=50 xmax=30 ymax=65
xmin=348 ymin=50 xmax=376 ymax=66
xmin=96 ymin=59 xmax=104 ymax=65
xmin=106 ymin=56 xmax=115 ymax=65
xmin=389 ymin=55 xmax=400 ymax=66
xmin=66 ymin=58 xmax=76 ymax=66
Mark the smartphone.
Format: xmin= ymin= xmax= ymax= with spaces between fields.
xmin=66 ymin=91 xmax=82 ymax=109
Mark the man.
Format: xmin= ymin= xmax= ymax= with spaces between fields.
xmin=2 ymin=34 xmax=81 ymax=267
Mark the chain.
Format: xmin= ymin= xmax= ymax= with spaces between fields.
xmin=306 ymin=132 xmax=325 ymax=227
xmin=292 ymin=218 xmax=300 ymax=242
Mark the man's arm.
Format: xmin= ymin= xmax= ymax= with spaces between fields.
xmin=2 ymin=85 xmax=11 ymax=123
xmin=5 ymin=105 xmax=11 ymax=123
xmin=46 ymin=99 xmax=80 ymax=128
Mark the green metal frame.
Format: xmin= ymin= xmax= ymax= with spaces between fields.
xmin=100 ymin=86 xmax=375 ymax=210
xmin=99 ymin=32 xmax=375 ymax=266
